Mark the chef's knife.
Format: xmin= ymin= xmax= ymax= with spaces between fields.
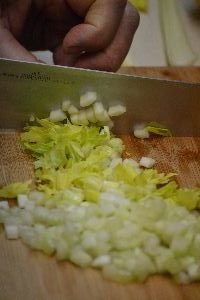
xmin=0 ymin=58 xmax=200 ymax=135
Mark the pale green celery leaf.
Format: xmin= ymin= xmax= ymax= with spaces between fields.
xmin=172 ymin=188 xmax=200 ymax=211
xmin=35 ymin=154 xmax=107 ymax=194
xmin=124 ymin=184 xmax=156 ymax=201
xmin=76 ymin=175 xmax=103 ymax=191
xmin=145 ymin=122 xmax=172 ymax=137
xmin=37 ymin=118 xmax=59 ymax=129
xmin=18 ymin=118 xmax=200 ymax=212
xmin=108 ymin=138 xmax=124 ymax=154
xmin=129 ymin=0 xmax=148 ymax=12
xmin=102 ymin=180 xmax=123 ymax=193
xmin=22 ymin=141 xmax=54 ymax=156
xmin=34 ymin=145 xmax=66 ymax=169
xmin=134 ymin=169 xmax=176 ymax=186
xmin=111 ymin=164 xmax=138 ymax=184
xmin=84 ymin=189 xmax=100 ymax=202
xmin=75 ymin=175 xmax=103 ymax=203
xmin=21 ymin=119 xmax=112 ymax=171
xmin=21 ymin=125 xmax=50 ymax=143
xmin=36 ymin=168 xmax=77 ymax=193
xmin=0 ymin=181 xmax=31 ymax=198
xmin=24 ymin=119 xmax=52 ymax=142
xmin=154 ymin=181 xmax=178 ymax=198
xmin=51 ymin=188 xmax=84 ymax=205
xmin=66 ymin=141 xmax=86 ymax=161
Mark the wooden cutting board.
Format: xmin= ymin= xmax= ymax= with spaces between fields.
xmin=0 ymin=67 xmax=200 ymax=300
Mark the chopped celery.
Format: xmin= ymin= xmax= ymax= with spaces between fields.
xmin=1 ymin=118 xmax=200 ymax=285
xmin=129 ymin=0 xmax=148 ymax=12
xmin=144 ymin=122 xmax=172 ymax=137
xmin=0 ymin=181 xmax=31 ymax=198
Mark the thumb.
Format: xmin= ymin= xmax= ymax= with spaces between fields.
xmin=53 ymin=0 xmax=127 ymax=66
xmin=0 ymin=25 xmax=40 ymax=62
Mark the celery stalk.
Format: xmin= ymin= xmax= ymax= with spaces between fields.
xmin=159 ymin=0 xmax=197 ymax=66
xmin=129 ymin=0 xmax=148 ymax=12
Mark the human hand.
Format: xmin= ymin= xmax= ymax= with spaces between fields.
xmin=0 ymin=0 xmax=139 ymax=71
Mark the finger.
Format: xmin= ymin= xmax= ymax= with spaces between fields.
xmin=56 ymin=3 xmax=139 ymax=72
xmin=54 ymin=0 xmax=127 ymax=65
xmin=0 ymin=25 xmax=39 ymax=62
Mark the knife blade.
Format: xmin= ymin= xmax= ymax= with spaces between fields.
xmin=0 ymin=58 xmax=200 ymax=135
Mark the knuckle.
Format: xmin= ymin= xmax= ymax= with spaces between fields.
xmin=126 ymin=2 xmax=140 ymax=30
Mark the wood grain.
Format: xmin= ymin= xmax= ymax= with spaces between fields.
xmin=0 ymin=67 xmax=200 ymax=300
xmin=119 ymin=67 xmax=200 ymax=83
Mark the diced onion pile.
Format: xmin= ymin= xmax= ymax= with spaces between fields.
xmin=1 ymin=191 xmax=200 ymax=284
xmin=0 ymin=99 xmax=200 ymax=284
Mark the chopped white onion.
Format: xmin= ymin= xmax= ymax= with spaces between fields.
xmin=92 ymin=255 xmax=111 ymax=267
xmin=80 ymin=91 xmax=97 ymax=107
xmin=123 ymin=158 xmax=139 ymax=169
xmin=0 ymin=201 xmax=9 ymax=209
xmin=85 ymin=107 xmax=97 ymax=123
xmin=107 ymin=120 xmax=114 ymax=129
xmin=133 ymin=128 xmax=150 ymax=139
xmin=139 ymin=157 xmax=155 ymax=168
xmin=109 ymin=158 xmax=122 ymax=168
xmin=93 ymin=102 xmax=105 ymax=121
xmin=5 ymin=224 xmax=19 ymax=239
xmin=70 ymin=114 xmax=80 ymax=125
xmin=78 ymin=111 xmax=89 ymax=125
xmin=187 ymin=263 xmax=199 ymax=279
xmin=98 ymin=110 xmax=111 ymax=122
xmin=17 ymin=194 xmax=29 ymax=208
xmin=56 ymin=239 xmax=70 ymax=260
xmin=176 ymin=272 xmax=190 ymax=284
xmin=29 ymin=191 xmax=44 ymax=202
xmin=133 ymin=123 xmax=145 ymax=130
xmin=70 ymin=248 xmax=93 ymax=267
xmin=49 ymin=109 xmax=67 ymax=122
xmin=68 ymin=105 xmax=79 ymax=115
xmin=0 ymin=209 xmax=9 ymax=223
xmin=29 ymin=114 xmax=35 ymax=122
xmin=1 ymin=193 xmax=200 ymax=283
xmin=108 ymin=105 xmax=126 ymax=117
xmin=62 ymin=99 xmax=71 ymax=112
xmin=82 ymin=234 xmax=97 ymax=250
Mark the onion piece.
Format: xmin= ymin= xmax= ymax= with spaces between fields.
xmin=70 ymin=114 xmax=80 ymax=125
xmin=0 ymin=201 xmax=9 ymax=209
xmin=68 ymin=105 xmax=79 ymax=115
xmin=29 ymin=114 xmax=35 ymax=122
xmin=85 ymin=107 xmax=97 ymax=123
xmin=62 ymin=99 xmax=71 ymax=112
xmin=108 ymin=105 xmax=126 ymax=117
xmin=70 ymin=248 xmax=93 ymax=267
xmin=29 ymin=191 xmax=44 ymax=201
xmin=80 ymin=91 xmax=97 ymax=107
xmin=139 ymin=157 xmax=155 ymax=168
xmin=78 ymin=111 xmax=89 ymax=125
xmin=92 ymin=255 xmax=111 ymax=267
xmin=134 ymin=128 xmax=150 ymax=139
xmin=93 ymin=102 xmax=105 ymax=121
xmin=17 ymin=194 xmax=29 ymax=208
xmin=5 ymin=224 xmax=19 ymax=239
xmin=49 ymin=109 xmax=67 ymax=122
